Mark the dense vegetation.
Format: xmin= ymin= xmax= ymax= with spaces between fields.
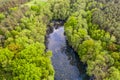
xmin=0 ymin=0 xmax=54 ymax=80
xmin=0 ymin=0 xmax=31 ymax=12
xmin=0 ymin=0 xmax=72 ymax=79
xmin=0 ymin=0 xmax=120 ymax=80
xmin=65 ymin=0 xmax=120 ymax=80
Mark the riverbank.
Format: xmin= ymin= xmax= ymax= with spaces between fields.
xmin=45 ymin=22 xmax=89 ymax=80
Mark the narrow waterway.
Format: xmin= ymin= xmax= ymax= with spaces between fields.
xmin=47 ymin=24 xmax=88 ymax=80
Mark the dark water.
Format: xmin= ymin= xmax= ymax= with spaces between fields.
xmin=47 ymin=26 xmax=88 ymax=80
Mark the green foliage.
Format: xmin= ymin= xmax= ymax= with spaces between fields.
xmin=87 ymin=52 xmax=114 ymax=80
xmin=31 ymin=5 xmax=39 ymax=11
xmin=65 ymin=16 xmax=78 ymax=28
xmin=10 ymin=43 xmax=54 ymax=80
xmin=0 ymin=13 xmax=5 ymax=22
xmin=106 ymin=67 xmax=120 ymax=80
xmin=0 ymin=48 xmax=14 ymax=79
xmin=0 ymin=0 xmax=30 ymax=12
xmin=0 ymin=43 xmax=54 ymax=80
xmin=0 ymin=0 xmax=54 ymax=80
xmin=51 ymin=0 xmax=70 ymax=20
xmin=0 ymin=0 xmax=120 ymax=80
xmin=65 ymin=0 xmax=120 ymax=79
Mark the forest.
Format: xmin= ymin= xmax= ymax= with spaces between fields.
xmin=0 ymin=0 xmax=120 ymax=80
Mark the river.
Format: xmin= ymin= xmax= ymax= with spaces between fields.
xmin=46 ymin=24 xmax=88 ymax=80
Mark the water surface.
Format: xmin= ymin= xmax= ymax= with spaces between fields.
xmin=47 ymin=26 xmax=87 ymax=80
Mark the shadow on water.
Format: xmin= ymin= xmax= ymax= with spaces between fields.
xmin=46 ymin=22 xmax=90 ymax=80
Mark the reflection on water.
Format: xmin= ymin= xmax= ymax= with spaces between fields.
xmin=47 ymin=26 xmax=88 ymax=80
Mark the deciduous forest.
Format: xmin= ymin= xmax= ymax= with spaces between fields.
xmin=0 ymin=0 xmax=120 ymax=80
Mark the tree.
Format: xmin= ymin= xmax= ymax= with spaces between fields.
xmin=78 ymin=39 xmax=102 ymax=63
xmin=106 ymin=67 xmax=120 ymax=80
xmin=87 ymin=52 xmax=114 ymax=80
xmin=0 ymin=48 xmax=14 ymax=79
xmin=51 ymin=0 xmax=70 ymax=20
xmin=0 ymin=13 xmax=5 ymax=22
